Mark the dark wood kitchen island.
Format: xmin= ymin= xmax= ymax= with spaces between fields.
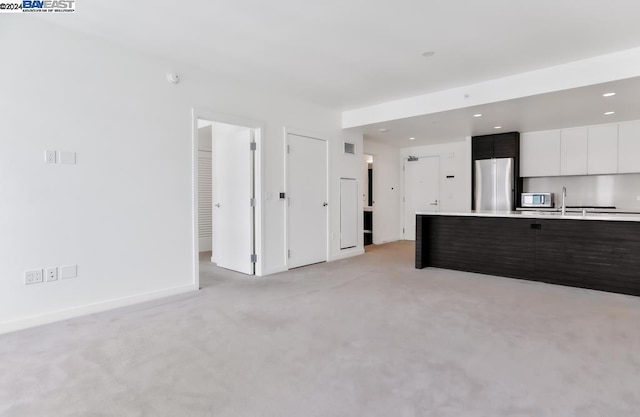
xmin=415 ymin=212 xmax=640 ymax=297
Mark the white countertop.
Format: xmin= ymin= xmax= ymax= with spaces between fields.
xmin=415 ymin=210 xmax=640 ymax=222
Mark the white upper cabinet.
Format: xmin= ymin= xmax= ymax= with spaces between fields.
xmin=520 ymin=130 xmax=561 ymax=177
xmin=618 ymin=120 xmax=640 ymax=174
xmin=560 ymin=127 xmax=588 ymax=176
xmin=520 ymin=120 xmax=640 ymax=177
xmin=587 ymin=124 xmax=618 ymax=175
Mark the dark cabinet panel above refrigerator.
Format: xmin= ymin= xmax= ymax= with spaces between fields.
xmin=472 ymin=132 xmax=519 ymax=160
xmin=493 ymin=133 xmax=519 ymax=158
xmin=471 ymin=132 xmax=521 ymax=211
xmin=471 ymin=136 xmax=494 ymax=160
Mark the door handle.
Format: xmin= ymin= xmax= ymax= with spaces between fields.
xmin=215 ymin=203 xmax=221 ymax=208
xmin=323 ymin=202 xmax=328 ymax=207
xmin=429 ymin=200 xmax=438 ymax=206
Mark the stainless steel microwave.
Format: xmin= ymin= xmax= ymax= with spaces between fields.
xmin=521 ymin=192 xmax=554 ymax=208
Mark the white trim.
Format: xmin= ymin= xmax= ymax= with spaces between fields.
xmin=191 ymin=108 xmax=265 ymax=282
xmin=329 ymin=247 xmax=364 ymax=262
xmin=261 ymin=266 xmax=288 ymax=276
xmin=339 ymin=176 xmax=359 ymax=250
xmin=191 ymin=110 xmax=201 ymax=289
xmin=0 ymin=284 xmax=194 ymax=335
xmin=284 ymin=127 xmax=330 ymax=270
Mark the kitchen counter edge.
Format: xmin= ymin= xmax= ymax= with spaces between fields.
xmin=415 ymin=211 xmax=640 ymax=222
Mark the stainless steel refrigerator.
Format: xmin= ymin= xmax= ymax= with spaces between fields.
xmin=474 ymin=158 xmax=514 ymax=211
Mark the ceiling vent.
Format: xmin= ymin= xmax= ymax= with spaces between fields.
xmin=344 ymin=142 xmax=356 ymax=155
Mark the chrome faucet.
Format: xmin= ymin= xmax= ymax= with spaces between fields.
xmin=561 ymin=186 xmax=567 ymax=215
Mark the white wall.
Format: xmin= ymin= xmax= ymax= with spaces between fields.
xmin=400 ymin=140 xmax=472 ymax=213
xmin=363 ymin=141 xmax=402 ymax=244
xmin=0 ymin=18 xmax=359 ymax=333
xmin=362 ymin=139 xmax=471 ymax=244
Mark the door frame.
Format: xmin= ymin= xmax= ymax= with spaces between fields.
xmin=191 ymin=108 xmax=265 ymax=289
xmin=339 ymin=177 xmax=359 ymax=250
xmin=283 ymin=127 xmax=330 ymax=270
xmin=401 ymin=154 xmax=441 ymax=240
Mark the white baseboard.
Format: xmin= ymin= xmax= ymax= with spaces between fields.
xmin=260 ymin=265 xmax=288 ymax=276
xmin=373 ymin=236 xmax=402 ymax=245
xmin=329 ymin=247 xmax=365 ymax=262
xmin=0 ymin=284 xmax=196 ymax=335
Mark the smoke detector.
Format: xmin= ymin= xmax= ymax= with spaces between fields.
xmin=167 ymin=73 xmax=180 ymax=84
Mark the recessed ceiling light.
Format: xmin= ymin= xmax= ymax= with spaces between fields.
xmin=473 ymin=114 xmax=482 ymax=118
xmin=603 ymin=92 xmax=616 ymax=97
xmin=494 ymin=126 xmax=502 ymax=129
xmin=378 ymin=128 xmax=389 ymax=132
xmin=604 ymin=111 xmax=615 ymax=115
xmin=409 ymin=137 xmax=416 ymax=140
xmin=421 ymin=51 xmax=435 ymax=58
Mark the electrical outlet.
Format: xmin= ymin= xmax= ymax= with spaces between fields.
xmin=46 ymin=267 xmax=58 ymax=282
xmin=25 ymin=269 xmax=43 ymax=285
xmin=45 ymin=150 xmax=57 ymax=164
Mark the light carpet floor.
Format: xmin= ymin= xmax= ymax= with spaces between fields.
xmin=1 ymin=241 xmax=640 ymax=416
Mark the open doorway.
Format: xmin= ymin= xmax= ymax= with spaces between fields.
xmin=192 ymin=110 xmax=263 ymax=289
xmin=363 ymin=154 xmax=373 ymax=246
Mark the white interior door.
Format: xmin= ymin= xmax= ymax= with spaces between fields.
xmin=287 ymin=133 xmax=327 ymax=268
xmin=213 ymin=124 xmax=254 ymax=275
xmin=404 ymin=156 xmax=440 ymax=241
xmin=340 ymin=178 xmax=358 ymax=249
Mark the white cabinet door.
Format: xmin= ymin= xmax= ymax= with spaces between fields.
xmin=588 ymin=124 xmax=618 ymax=175
xmin=560 ymin=127 xmax=588 ymax=176
xmin=287 ymin=134 xmax=328 ymax=269
xmin=618 ymin=121 xmax=640 ymax=174
xmin=520 ymin=130 xmax=561 ymax=177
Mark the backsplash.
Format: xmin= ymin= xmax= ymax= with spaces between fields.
xmin=524 ymin=173 xmax=640 ymax=211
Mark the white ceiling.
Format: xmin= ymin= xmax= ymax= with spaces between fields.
xmin=356 ymin=77 xmax=640 ymax=147
xmin=42 ymin=0 xmax=640 ymax=110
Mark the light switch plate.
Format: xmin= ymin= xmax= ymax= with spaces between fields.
xmin=60 ymin=265 xmax=77 ymax=279
xmin=59 ymin=151 xmax=76 ymax=165
xmin=25 ymin=269 xmax=43 ymax=285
